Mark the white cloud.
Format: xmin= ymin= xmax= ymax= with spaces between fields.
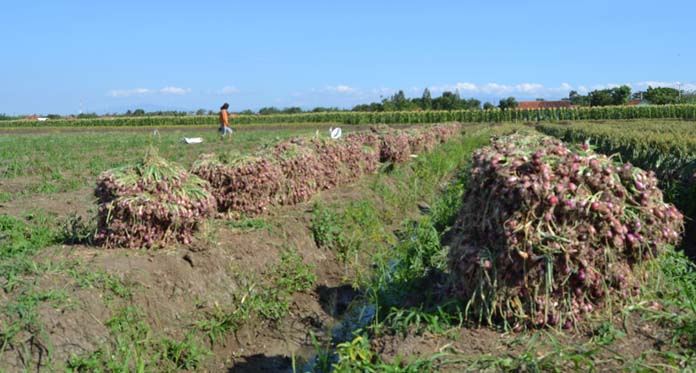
xmin=635 ymin=81 xmax=696 ymax=91
xmin=218 ymin=86 xmax=240 ymax=94
xmin=325 ymin=85 xmax=355 ymax=93
xmin=159 ymin=86 xmax=190 ymax=95
xmin=370 ymin=87 xmax=395 ymax=96
xmin=107 ymin=88 xmax=152 ymax=97
xmin=107 ymin=86 xmax=190 ymax=97
xmin=428 ymin=80 xmax=696 ymax=99
xmin=429 ymin=82 xmax=572 ymax=97
xmin=636 ymin=81 xmax=677 ymax=88
xmin=453 ymin=82 xmax=478 ymax=92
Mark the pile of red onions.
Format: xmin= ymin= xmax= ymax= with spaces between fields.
xmin=94 ymin=149 xmax=217 ymax=249
xmin=190 ymin=154 xmax=283 ymax=215
xmin=448 ymin=133 xmax=684 ymax=328
xmin=194 ymin=123 xmax=463 ymax=216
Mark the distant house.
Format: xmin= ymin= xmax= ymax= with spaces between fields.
xmin=24 ymin=114 xmax=48 ymax=121
xmin=517 ymin=101 xmax=573 ymax=110
xmin=627 ymin=100 xmax=650 ymax=106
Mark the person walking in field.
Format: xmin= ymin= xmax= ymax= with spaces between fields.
xmin=219 ymin=102 xmax=233 ymax=140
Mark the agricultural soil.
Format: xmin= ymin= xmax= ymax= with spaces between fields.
xmin=0 ymin=124 xmax=693 ymax=371
xmin=0 ymin=164 xmax=410 ymax=371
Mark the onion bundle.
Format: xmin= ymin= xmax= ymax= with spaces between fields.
xmin=379 ymin=130 xmax=413 ymax=163
xmin=194 ymin=123 xmax=462 ymax=216
xmin=406 ymin=128 xmax=438 ymax=154
xmin=272 ymin=139 xmax=325 ymax=205
xmin=190 ymin=154 xmax=283 ymax=215
xmin=95 ymin=148 xmax=217 ymax=249
xmin=309 ymin=137 xmax=380 ymax=188
xmin=448 ymin=133 xmax=684 ymax=328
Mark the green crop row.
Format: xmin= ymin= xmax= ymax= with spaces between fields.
xmin=536 ymin=121 xmax=696 ymax=233
xmin=3 ymin=104 xmax=696 ymax=128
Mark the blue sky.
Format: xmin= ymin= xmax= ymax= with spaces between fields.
xmin=1 ymin=0 xmax=694 ymax=115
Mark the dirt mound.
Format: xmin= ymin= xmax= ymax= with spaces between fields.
xmin=448 ymin=133 xmax=684 ymax=328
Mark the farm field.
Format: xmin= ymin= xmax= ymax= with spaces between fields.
xmin=0 ymin=120 xmax=694 ymax=371
xmin=2 ymin=103 xmax=696 ymax=129
xmin=0 ymin=126 xmax=338 ymax=215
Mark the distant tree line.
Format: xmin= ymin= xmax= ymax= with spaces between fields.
xmin=8 ymin=84 xmax=696 ymax=120
xmin=350 ymin=89 xmax=516 ymax=112
xmin=249 ymin=90 xmax=521 ymax=115
xmin=568 ymin=85 xmax=632 ymax=106
xmin=568 ymin=85 xmax=695 ymax=106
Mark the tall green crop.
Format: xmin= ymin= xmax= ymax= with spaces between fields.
xmin=3 ymin=104 xmax=696 ymax=129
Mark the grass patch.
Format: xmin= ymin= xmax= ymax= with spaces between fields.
xmin=224 ymin=215 xmax=270 ymax=231
xmin=196 ymin=247 xmax=317 ymax=347
xmin=66 ymin=306 xmax=209 ymax=372
xmin=0 ymin=128 xmax=324 ymax=202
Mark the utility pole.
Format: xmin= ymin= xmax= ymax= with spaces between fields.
xmin=677 ymin=83 xmax=682 ymax=101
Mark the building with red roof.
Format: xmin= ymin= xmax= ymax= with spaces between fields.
xmin=517 ymin=101 xmax=573 ymax=110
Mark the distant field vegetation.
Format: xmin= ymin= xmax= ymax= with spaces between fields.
xmin=1 ymin=104 xmax=696 ymax=128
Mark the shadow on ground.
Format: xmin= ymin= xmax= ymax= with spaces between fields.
xmin=228 ymin=354 xmax=292 ymax=372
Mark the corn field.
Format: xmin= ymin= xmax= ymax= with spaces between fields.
xmin=3 ymin=104 xmax=696 ymax=128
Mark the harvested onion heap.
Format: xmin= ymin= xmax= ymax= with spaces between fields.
xmin=95 ymin=148 xmax=217 ymax=249
xmin=191 ymin=136 xmax=380 ymax=216
xmin=191 ymin=153 xmax=283 ymax=215
xmin=448 ymin=133 xmax=683 ymax=328
xmin=193 ymin=123 xmax=462 ymax=216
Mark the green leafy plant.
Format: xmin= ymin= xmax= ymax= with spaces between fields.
xmin=60 ymin=213 xmax=96 ymax=245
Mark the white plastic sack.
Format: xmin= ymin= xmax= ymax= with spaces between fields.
xmin=330 ymin=127 xmax=342 ymax=139
xmin=181 ymin=137 xmax=204 ymax=144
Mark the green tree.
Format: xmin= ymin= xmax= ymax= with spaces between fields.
xmin=393 ymin=90 xmax=408 ymax=110
xmin=589 ymin=85 xmax=631 ymax=106
xmin=611 ymin=85 xmax=631 ymax=105
xmin=589 ymin=90 xmax=614 ymax=106
xmin=421 ymin=88 xmax=433 ymax=110
xmin=352 ymin=103 xmax=383 ymax=112
xmin=195 ymin=108 xmax=207 ymax=116
xmin=433 ymin=91 xmax=461 ymax=110
xmin=463 ymin=98 xmax=481 ymax=110
xmin=311 ymin=107 xmax=339 ymax=112
xmin=282 ymin=107 xmax=302 ymax=114
xmin=498 ymin=97 xmax=518 ymax=110
xmin=381 ymin=90 xmax=417 ymax=111
xmin=483 ymin=102 xmax=495 ymax=110
xmin=644 ymin=86 xmax=680 ymax=105
xmin=259 ymin=107 xmax=280 ymax=115
xmin=569 ymin=90 xmax=590 ymax=106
